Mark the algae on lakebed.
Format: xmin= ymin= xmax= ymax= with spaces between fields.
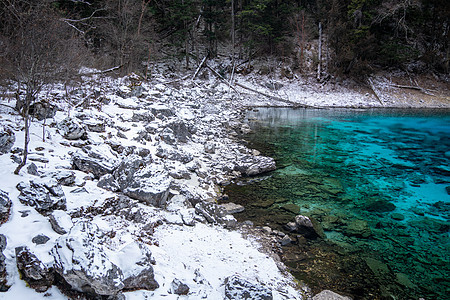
xmin=224 ymin=108 xmax=450 ymax=299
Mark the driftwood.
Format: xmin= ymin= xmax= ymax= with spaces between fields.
xmin=390 ymin=84 xmax=435 ymax=96
xmin=80 ymin=65 xmax=123 ymax=76
xmin=367 ymin=77 xmax=384 ymax=106
xmin=205 ymin=64 xmax=240 ymax=94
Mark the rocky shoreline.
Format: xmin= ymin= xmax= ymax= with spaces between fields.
xmin=0 ymin=67 xmax=448 ymax=299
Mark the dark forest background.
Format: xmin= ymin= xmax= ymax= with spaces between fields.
xmin=1 ymin=0 xmax=449 ymax=79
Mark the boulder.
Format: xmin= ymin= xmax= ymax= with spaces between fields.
xmin=45 ymin=170 xmax=76 ymax=186
xmin=0 ymin=125 xmax=15 ymax=154
xmin=224 ymin=275 xmax=272 ymax=300
xmin=235 ymin=155 xmax=276 ymax=176
xmin=57 ymin=117 xmax=87 ymax=140
xmin=49 ymin=210 xmax=73 ymax=235
xmin=149 ymin=104 xmax=174 ymax=119
xmin=52 ymin=221 xmax=124 ymax=296
xmin=85 ymin=119 xmax=106 ymax=133
xmin=195 ymin=202 xmax=237 ymax=228
xmin=72 ymin=152 xmax=115 ymax=179
xmin=16 ymin=179 xmax=66 ymax=215
xmin=155 ymin=145 xmax=193 ymax=163
xmin=15 ymin=246 xmax=54 ymax=292
xmin=312 ymin=290 xmax=352 ymax=300
xmin=97 ymin=174 xmax=120 ymax=192
xmin=114 ymin=155 xmax=172 ymax=207
xmin=220 ymin=202 xmax=245 ymax=214
xmin=32 ymin=234 xmax=50 ymax=245
xmin=131 ymin=111 xmax=155 ymax=123
xmin=0 ymin=190 xmax=12 ymax=224
xmin=0 ymin=234 xmax=8 ymax=291
xmin=165 ymin=119 xmax=191 ymax=143
xmin=285 ymin=215 xmax=324 ymax=239
xmin=119 ymin=242 xmax=159 ymax=291
xmin=345 ymin=219 xmax=372 ymax=238
xmin=171 ymin=278 xmax=189 ymax=295
xmin=29 ymin=101 xmax=57 ymax=121
xmin=27 ymin=162 xmax=40 ymax=176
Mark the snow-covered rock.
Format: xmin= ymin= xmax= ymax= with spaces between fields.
xmin=235 ymin=155 xmax=276 ymax=176
xmin=0 ymin=125 xmax=15 ymax=154
xmin=15 ymin=246 xmax=54 ymax=292
xmin=16 ymin=179 xmax=66 ymax=215
xmin=194 ymin=202 xmax=237 ymax=228
xmin=71 ymin=152 xmax=115 ymax=179
xmin=0 ymin=234 xmax=7 ymax=291
xmin=57 ymin=117 xmax=87 ymax=140
xmin=52 ymin=221 xmax=125 ymax=296
xmin=0 ymin=190 xmax=11 ymax=224
xmin=48 ymin=210 xmax=73 ymax=235
xmin=224 ymin=275 xmax=273 ymax=300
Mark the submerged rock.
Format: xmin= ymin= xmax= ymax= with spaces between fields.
xmin=16 ymin=179 xmax=66 ymax=215
xmin=286 ymin=215 xmax=325 ymax=239
xmin=224 ymin=275 xmax=272 ymax=300
xmin=15 ymin=246 xmax=54 ymax=292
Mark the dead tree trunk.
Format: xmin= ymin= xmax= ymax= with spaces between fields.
xmin=317 ymin=22 xmax=322 ymax=81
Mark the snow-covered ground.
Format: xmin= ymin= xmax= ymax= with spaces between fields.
xmin=0 ymin=66 xmax=447 ymax=300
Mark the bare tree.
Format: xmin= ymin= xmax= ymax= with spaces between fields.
xmin=0 ymin=0 xmax=86 ymax=174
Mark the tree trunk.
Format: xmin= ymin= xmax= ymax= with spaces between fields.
xmin=317 ymin=22 xmax=322 ymax=81
xmin=14 ymin=93 xmax=32 ymax=174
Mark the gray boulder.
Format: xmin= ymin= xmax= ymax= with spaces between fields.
xmin=149 ymin=104 xmax=174 ymax=119
xmin=235 ymin=155 xmax=276 ymax=176
xmin=32 ymin=234 xmax=50 ymax=245
xmin=72 ymin=152 xmax=115 ymax=179
xmin=285 ymin=215 xmax=324 ymax=239
xmin=85 ymin=119 xmax=106 ymax=133
xmin=52 ymin=221 xmax=124 ymax=296
xmin=195 ymin=202 xmax=237 ymax=228
xmin=49 ymin=210 xmax=73 ymax=235
xmin=16 ymin=179 xmax=66 ymax=215
xmin=0 ymin=190 xmax=12 ymax=224
xmin=29 ymin=101 xmax=57 ymax=121
xmin=15 ymin=246 xmax=54 ymax=292
xmin=0 ymin=235 xmax=8 ymax=291
xmin=155 ymin=145 xmax=193 ymax=163
xmin=165 ymin=118 xmax=192 ymax=143
xmin=27 ymin=162 xmax=40 ymax=176
xmin=114 ymin=155 xmax=171 ymax=207
xmin=45 ymin=170 xmax=76 ymax=186
xmin=171 ymin=278 xmax=189 ymax=295
xmin=131 ymin=111 xmax=155 ymax=123
xmin=97 ymin=174 xmax=120 ymax=192
xmin=0 ymin=125 xmax=15 ymax=154
xmin=313 ymin=290 xmax=352 ymax=300
xmin=224 ymin=275 xmax=272 ymax=300
xmin=57 ymin=117 xmax=87 ymax=140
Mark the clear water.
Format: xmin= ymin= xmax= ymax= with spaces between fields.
xmin=225 ymin=108 xmax=450 ymax=299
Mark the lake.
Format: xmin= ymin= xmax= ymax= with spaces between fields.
xmin=224 ymin=108 xmax=450 ymax=299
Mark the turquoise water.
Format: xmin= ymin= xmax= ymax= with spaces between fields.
xmin=225 ymin=108 xmax=450 ymax=299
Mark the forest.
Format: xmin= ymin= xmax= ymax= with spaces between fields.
xmin=0 ymin=0 xmax=449 ymax=82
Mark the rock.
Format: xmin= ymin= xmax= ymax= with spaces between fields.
xmin=445 ymin=186 xmax=450 ymax=195
xmin=391 ymin=213 xmax=405 ymax=221
xmin=395 ymin=273 xmax=416 ymax=288
xmin=280 ymin=235 xmax=293 ymax=246
xmin=204 ymin=142 xmax=215 ymax=154
xmin=345 ymin=219 xmax=372 ymax=238
xmin=312 ymin=290 xmax=352 ymax=300
xmin=27 ymin=162 xmax=40 ymax=176
xmin=85 ymin=119 xmax=106 ymax=133
xmin=131 ymin=111 xmax=155 ymax=123
xmin=220 ymin=202 xmax=245 ymax=214
xmin=119 ymin=242 xmax=159 ymax=292
xmin=155 ymin=145 xmax=193 ymax=163
xmin=57 ymin=117 xmax=87 ymax=140
xmin=364 ymin=199 xmax=396 ymax=213
xmin=49 ymin=210 xmax=73 ymax=234
xmin=16 ymin=179 xmax=66 ymax=215
xmin=52 ymin=221 xmax=124 ymax=296
xmin=235 ymin=155 xmax=276 ymax=176
xmin=114 ymin=156 xmax=172 ymax=207
xmin=0 ymin=125 xmax=15 ymax=154
xmin=149 ymin=104 xmax=174 ymax=119
xmin=0 ymin=190 xmax=12 ymax=224
xmin=171 ymin=278 xmax=189 ymax=295
xmin=195 ymin=202 xmax=237 ymax=228
xmin=45 ymin=170 xmax=76 ymax=186
xmin=29 ymin=101 xmax=57 ymax=120
xmin=15 ymin=246 xmax=54 ymax=292
xmin=281 ymin=203 xmax=300 ymax=214
xmin=0 ymin=234 xmax=8 ymax=291
xmin=224 ymin=275 xmax=272 ymax=300
xmin=165 ymin=118 xmax=192 ymax=143
xmin=72 ymin=152 xmax=115 ymax=179
xmin=32 ymin=234 xmax=50 ymax=245
xmin=288 ymin=215 xmax=325 ymax=239
xmin=97 ymin=174 xmax=120 ymax=192
xmin=364 ymin=257 xmax=389 ymax=278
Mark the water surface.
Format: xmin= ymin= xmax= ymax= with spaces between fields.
xmin=225 ymin=108 xmax=449 ymax=299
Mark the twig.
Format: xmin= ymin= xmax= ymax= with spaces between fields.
xmin=390 ymin=84 xmax=435 ymax=96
